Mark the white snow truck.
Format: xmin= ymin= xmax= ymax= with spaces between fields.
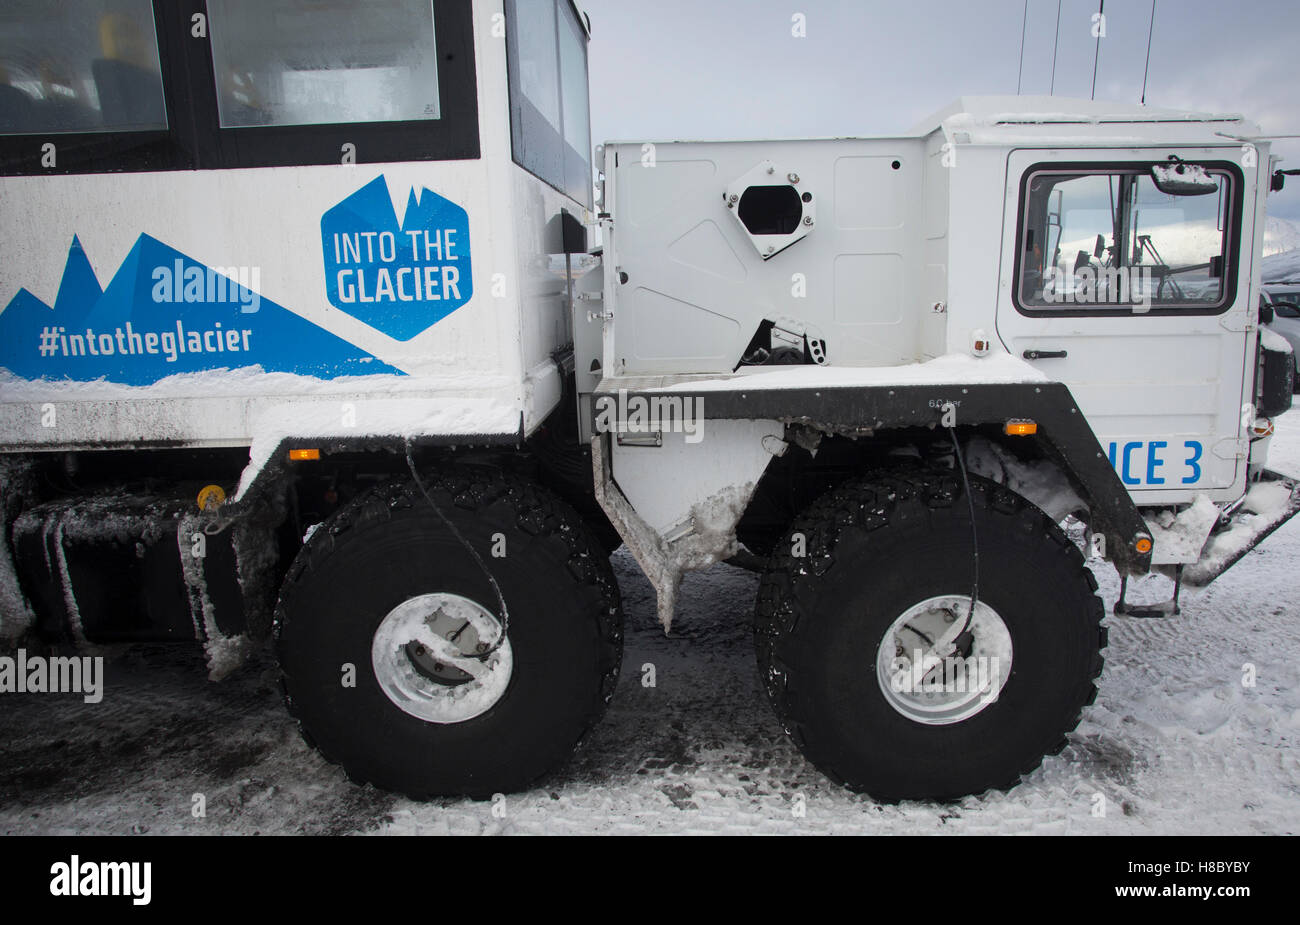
xmin=0 ymin=0 xmax=1297 ymax=803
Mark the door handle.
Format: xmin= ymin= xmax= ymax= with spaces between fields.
xmin=1023 ymin=349 xmax=1068 ymax=360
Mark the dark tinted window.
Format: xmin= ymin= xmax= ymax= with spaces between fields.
xmin=505 ymin=0 xmax=592 ymax=206
xmin=0 ymin=0 xmax=165 ymax=135
xmin=208 ymin=0 xmax=440 ymax=129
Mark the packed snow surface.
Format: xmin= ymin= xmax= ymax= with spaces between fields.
xmin=2 ymin=416 xmax=1299 ymax=835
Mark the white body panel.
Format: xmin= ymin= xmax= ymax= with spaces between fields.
xmin=602 ymin=137 xmax=929 ymax=375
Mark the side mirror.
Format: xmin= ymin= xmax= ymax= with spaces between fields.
xmin=1094 ymin=234 xmax=1106 ymax=259
xmin=1260 ymin=301 xmax=1275 ymax=325
xmin=1151 ymin=160 xmax=1218 ymax=196
xmin=548 ymin=209 xmax=587 ymax=255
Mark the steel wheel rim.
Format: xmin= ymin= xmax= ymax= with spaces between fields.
xmin=874 ymin=594 xmax=1013 ymax=725
xmin=371 ymin=592 xmax=513 ymax=724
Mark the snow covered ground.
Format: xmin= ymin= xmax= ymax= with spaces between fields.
xmin=2 ymin=423 xmax=1299 ymax=836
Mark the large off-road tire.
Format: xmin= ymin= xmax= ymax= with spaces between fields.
xmin=754 ymin=468 xmax=1106 ymax=802
xmin=275 ymin=467 xmax=623 ymax=798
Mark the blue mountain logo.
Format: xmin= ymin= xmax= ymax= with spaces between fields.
xmin=321 ymin=176 xmax=473 ymax=341
xmin=0 ymin=235 xmax=402 ymax=385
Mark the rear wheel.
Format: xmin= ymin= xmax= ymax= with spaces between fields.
xmin=755 ymin=468 xmax=1106 ymax=801
xmin=275 ymin=468 xmax=623 ymax=798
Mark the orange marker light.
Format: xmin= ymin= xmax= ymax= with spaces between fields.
xmin=1134 ymin=537 xmax=1153 ymax=554
xmin=288 ymin=448 xmax=321 ymax=461
xmin=1004 ymin=419 xmax=1038 ymax=436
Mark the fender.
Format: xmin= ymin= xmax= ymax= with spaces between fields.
xmin=592 ymin=379 xmax=1153 ymax=575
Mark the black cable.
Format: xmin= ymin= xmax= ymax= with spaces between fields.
xmin=404 ymin=440 xmax=509 ymax=658
xmin=1140 ymin=0 xmax=1156 ymax=104
xmin=1090 ymin=0 xmax=1104 ymax=100
xmin=947 ymin=427 xmax=980 ymax=649
xmin=1015 ymin=0 xmax=1028 ymax=95
xmin=1049 ymin=0 xmax=1062 ymax=95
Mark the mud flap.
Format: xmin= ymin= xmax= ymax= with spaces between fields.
xmin=1182 ymin=470 xmax=1300 ymax=588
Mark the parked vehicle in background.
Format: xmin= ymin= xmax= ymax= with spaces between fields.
xmin=1264 ymin=292 xmax=1300 ymax=387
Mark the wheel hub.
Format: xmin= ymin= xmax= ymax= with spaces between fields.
xmin=371 ymin=592 xmax=513 ymax=724
xmin=875 ymin=594 xmax=1013 ymax=725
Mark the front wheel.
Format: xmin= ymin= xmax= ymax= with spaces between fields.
xmin=754 ymin=469 xmax=1106 ymax=801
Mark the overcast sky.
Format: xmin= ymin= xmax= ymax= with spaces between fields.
xmin=581 ymin=0 xmax=1300 ymax=222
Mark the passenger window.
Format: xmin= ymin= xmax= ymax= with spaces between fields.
xmin=0 ymin=0 xmax=166 ymax=135
xmin=207 ymin=0 xmax=441 ymax=129
xmin=506 ymin=0 xmax=592 ymax=206
xmin=558 ymin=8 xmax=592 ymax=200
xmin=513 ymin=0 xmax=561 ymax=130
xmin=1019 ymin=167 xmax=1232 ymax=312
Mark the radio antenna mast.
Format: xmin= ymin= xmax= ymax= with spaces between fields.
xmin=1090 ymin=1 xmax=1105 ymax=99
xmin=1140 ymin=0 xmax=1157 ymax=104
xmin=1049 ymin=0 xmax=1062 ymax=95
xmin=1016 ymin=0 xmax=1028 ymax=94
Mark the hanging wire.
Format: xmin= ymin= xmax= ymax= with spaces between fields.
xmin=403 ymin=440 xmax=510 ymax=658
xmin=1090 ymin=1 xmax=1105 ymax=99
xmin=1140 ymin=0 xmax=1157 ymax=104
xmin=1016 ymin=0 xmax=1029 ymax=95
xmin=1049 ymin=0 xmax=1062 ymax=95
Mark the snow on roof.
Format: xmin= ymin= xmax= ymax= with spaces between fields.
xmin=909 ymin=96 xmax=1256 ymax=144
xmin=911 ymin=95 xmax=1246 ymax=132
xmin=603 ymin=96 xmax=1258 ymax=148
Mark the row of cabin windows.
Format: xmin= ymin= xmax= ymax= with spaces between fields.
xmin=0 ymin=0 xmax=592 ymax=205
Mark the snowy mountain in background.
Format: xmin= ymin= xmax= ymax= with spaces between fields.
xmin=1262 ymin=217 xmax=1300 ymax=282
xmin=1264 ymin=216 xmax=1300 ymax=257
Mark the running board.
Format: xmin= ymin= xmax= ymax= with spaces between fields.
xmin=1182 ymin=470 xmax=1300 ymax=588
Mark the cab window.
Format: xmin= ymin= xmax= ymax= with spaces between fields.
xmin=1017 ymin=165 xmax=1237 ymax=314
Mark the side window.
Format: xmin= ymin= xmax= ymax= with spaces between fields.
xmin=1130 ymin=173 xmax=1229 ymax=304
xmin=557 ymin=7 xmax=592 ymax=202
xmin=207 ymin=0 xmax=440 ymax=129
xmin=506 ymin=0 xmax=592 ymax=207
xmin=1018 ymin=166 xmax=1234 ymax=313
xmin=0 ymin=0 xmax=166 ymax=135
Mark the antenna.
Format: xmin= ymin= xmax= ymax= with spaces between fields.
xmin=1090 ymin=1 xmax=1104 ymax=100
xmin=1140 ymin=0 xmax=1156 ymax=104
xmin=1049 ymin=0 xmax=1062 ymax=95
xmin=1016 ymin=0 xmax=1028 ymax=95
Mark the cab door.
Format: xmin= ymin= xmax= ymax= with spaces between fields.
xmin=995 ymin=148 xmax=1255 ymax=503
